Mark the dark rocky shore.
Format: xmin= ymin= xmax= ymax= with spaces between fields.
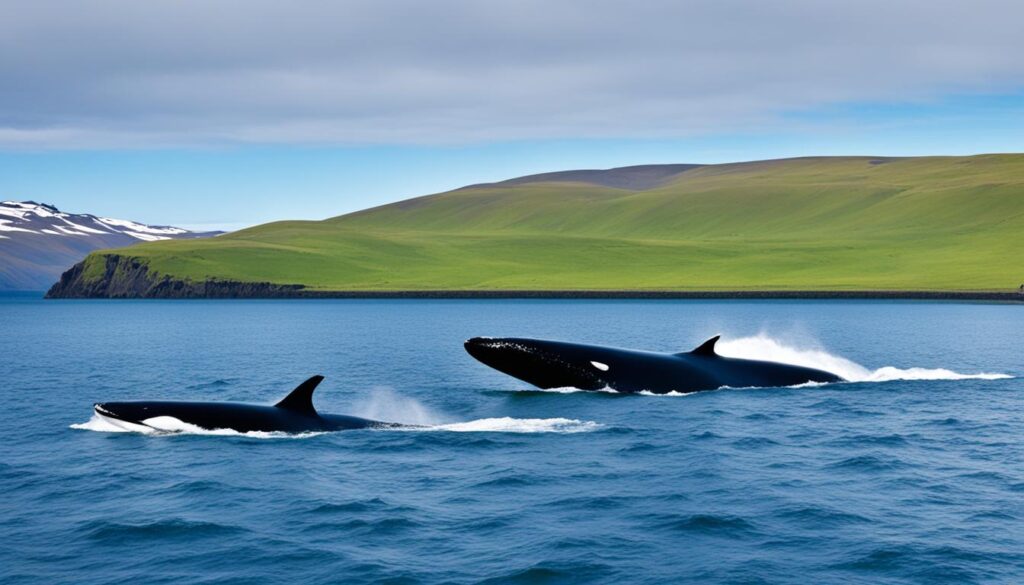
xmin=46 ymin=254 xmax=1024 ymax=301
xmin=46 ymin=254 xmax=305 ymax=299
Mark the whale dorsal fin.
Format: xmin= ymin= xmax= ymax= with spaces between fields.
xmin=274 ymin=375 xmax=324 ymax=415
xmin=689 ymin=335 xmax=720 ymax=357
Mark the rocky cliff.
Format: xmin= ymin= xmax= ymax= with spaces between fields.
xmin=46 ymin=254 xmax=306 ymax=298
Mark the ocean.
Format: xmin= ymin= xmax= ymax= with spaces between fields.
xmin=2 ymin=294 xmax=1022 ymax=584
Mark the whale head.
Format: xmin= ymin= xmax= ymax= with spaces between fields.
xmin=95 ymin=401 xmax=150 ymax=423
xmin=465 ymin=337 xmax=622 ymax=390
xmin=93 ymin=401 xmax=166 ymax=432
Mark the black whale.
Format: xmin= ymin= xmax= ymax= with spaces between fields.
xmin=465 ymin=335 xmax=843 ymax=394
xmin=93 ymin=375 xmax=402 ymax=433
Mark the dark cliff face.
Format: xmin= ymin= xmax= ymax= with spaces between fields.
xmin=45 ymin=254 xmax=307 ymax=299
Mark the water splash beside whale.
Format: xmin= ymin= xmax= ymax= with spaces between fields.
xmin=715 ymin=334 xmax=1010 ymax=382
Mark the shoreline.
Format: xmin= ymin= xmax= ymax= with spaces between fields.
xmin=294 ymin=290 xmax=1024 ymax=301
xmin=44 ymin=253 xmax=1024 ymax=302
xmin=47 ymin=289 xmax=1024 ymax=301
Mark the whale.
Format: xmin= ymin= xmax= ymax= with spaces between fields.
xmin=465 ymin=335 xmax=844 ymax=394
xmin=92 ymin=375 xmax=404 ymax=433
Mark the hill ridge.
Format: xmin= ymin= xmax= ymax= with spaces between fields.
xmin=457 ymin=163 xmax=705 ymax=192
xmin=47 ymin=154 xmax=1024 ymax=297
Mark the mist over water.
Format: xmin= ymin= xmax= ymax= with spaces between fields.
xmin=351 ymin=386 xmax=447 ymax=425
xmin=3 ymin=296 xmax=1023 ymax=584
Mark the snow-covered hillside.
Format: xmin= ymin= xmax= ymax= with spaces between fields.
xmin=0 ymin=201 xmax=222 ymax=290
xmin=0 ymin=201 xmax=200 ymax=241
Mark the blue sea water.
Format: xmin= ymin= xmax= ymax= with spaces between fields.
xmin=1 ymin=294 xmax=1022 ymax=584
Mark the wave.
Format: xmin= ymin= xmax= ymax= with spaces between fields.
xmin=71 ymin=413 xmax=600 ymax=437
xmin=716 ymin=333 xmax=1010 ymax=382
xmin=345 ymin=388 xmax=600 ymax=432
xmin=638 ymin=390 xmax=697 ymax=397
xmin=70 ymin=413 xmax=326 ymax=438
xmin=505 ymin=386 xmax=619 ymax=394
xmin=418 ymin=417 xmax=600 ymax=433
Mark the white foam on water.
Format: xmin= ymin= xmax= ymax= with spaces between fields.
xmin=70 ymin=413 xmax=323 ymax=439
xmin=859 ymin=367 xmax=1010 ymax=382
xmin=71 ymin=413 xmax=141 ymax=433
xmin=71 ymin=412 xmax=599 ymax=436
xmin=527 ymin=386 xmax=588 ymax=394
xmin=716 ymin=333 xmax=1011 ymax=382
xmin=638 ymin=390 xmax=697 ymax=397
xmin=351 ymin=388 xmax=602 ymax=433
xmin=72 ymin=392 xmax=601 ymax=437
xmin=419 ymin=417 xmax=601 ymax=433
xmin=507 ymin=385 xmax=619 ymax=394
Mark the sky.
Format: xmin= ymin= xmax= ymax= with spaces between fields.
xmin=1 ymin=0 xmax=1023 ymax=230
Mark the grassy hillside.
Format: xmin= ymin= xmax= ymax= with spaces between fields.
xmin=75 ymin=155 xmax=1024 ymax=291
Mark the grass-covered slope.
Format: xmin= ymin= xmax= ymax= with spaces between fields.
xmin=63 ymin=155 xmax=1024 ymax=292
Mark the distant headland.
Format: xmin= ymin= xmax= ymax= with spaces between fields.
xmin=46 ymin=155 xmax=1024 ymax=300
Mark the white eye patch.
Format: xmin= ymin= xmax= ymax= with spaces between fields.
xmin=590 ymin=361 xmax=610 ymax=371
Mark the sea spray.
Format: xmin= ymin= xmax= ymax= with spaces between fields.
xmin=350 ymin=386 xmax=447 ymax=426
xmin=419 ymin=417 xmax=600 ymax=433
xmin=716 ymin=333 xmax=1010 ymax=382
xmin=349 ymin=388 xmax=600 ymax=431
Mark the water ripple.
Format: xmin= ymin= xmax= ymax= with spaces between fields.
xmin=5 ymin=297 xmax=1024 ymax=584
xmin=82 ymin=519 xmax=245 ymax=543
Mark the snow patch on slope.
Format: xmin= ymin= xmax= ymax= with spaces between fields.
xmin=97 ymin=216 xmax=188 ymax=236
xmin=0 ymin=200 xmax=203 ymax=241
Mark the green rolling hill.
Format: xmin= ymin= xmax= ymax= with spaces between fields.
xmin=49 ymin=155 xmax=1024 ymax=296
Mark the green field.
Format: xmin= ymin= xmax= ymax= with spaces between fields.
xmin=79 ymin=155 xmax=1024 ymax=291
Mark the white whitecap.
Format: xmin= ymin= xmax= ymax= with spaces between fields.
xmin=418 ymin=417 xmax=601 ymax=433
xmin=637 ymin=390 xmax=697 ymax=397
xmin=71 ymin=412 xmax=147 ymax=433
xmin=716 ymin=333 xmax=1011 ymax=383
xmin=508 ymin=385 xmax=619 ymax=394
xmin=71 ymin=413 xmax=323 ymax=439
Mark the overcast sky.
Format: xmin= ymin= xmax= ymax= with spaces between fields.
xmin=1 ymin=0 xmax=1023 ymax=228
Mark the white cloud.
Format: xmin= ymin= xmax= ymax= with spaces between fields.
xmin=1 ymin=0 xmax=1022 ymax=148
